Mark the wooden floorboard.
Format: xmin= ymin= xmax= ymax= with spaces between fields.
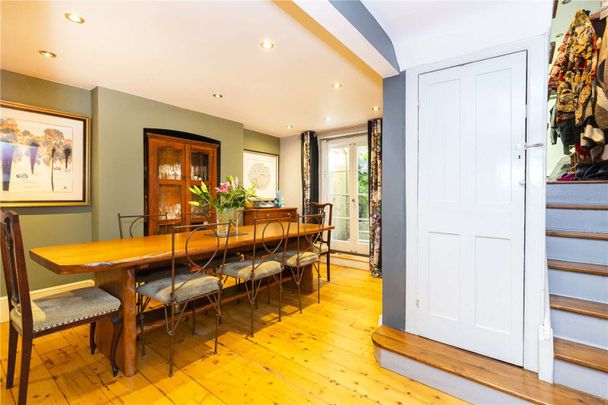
xmin=0 ymin=265 xmax=464 ymax=404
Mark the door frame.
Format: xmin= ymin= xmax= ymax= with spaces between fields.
xmin=404 ymin=34 xmax=550 ymax=374
xmin=320 ymin=134 xmax=369 ymax=254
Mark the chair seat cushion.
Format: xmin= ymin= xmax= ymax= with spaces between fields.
xmin=136 ymin=264 xmax=190 ymax=284
xmin=281 ymin=250 xmax=319 ymax=267
xmin=9 ymin=287 xmax=121 ymax=333
xmin=312 ymin=242 xmax=329 ymax=254
xmin=223 ymin=260 xmax=282 ymax=281
xmin=137 ymin=273 xmax=221 ymax=305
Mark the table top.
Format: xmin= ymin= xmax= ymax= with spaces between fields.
xmin=30 ymin=222 xmax=331 ymax=275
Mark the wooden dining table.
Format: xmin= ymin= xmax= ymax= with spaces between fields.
xmin=30 ymin=222 xmax=331 ymax=377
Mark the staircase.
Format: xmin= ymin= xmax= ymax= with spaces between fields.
xmin=546 ymin=182 xmax=608 ymax=399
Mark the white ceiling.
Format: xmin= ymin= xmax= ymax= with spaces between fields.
xmin=363 ymin=0 xmax=553 ymax=69
xmin=1 ymin=1 xmax=382 ymax=137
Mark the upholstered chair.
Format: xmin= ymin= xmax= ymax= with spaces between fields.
xmin=1 ymin=211 xmax=122 ymax=405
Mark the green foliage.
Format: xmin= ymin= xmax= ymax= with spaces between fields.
xmin=189 ymin=176 xmax=258 ymax=211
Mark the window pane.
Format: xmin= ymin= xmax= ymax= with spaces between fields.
xmin=333 ymin=217 xmax=350 ymax=241
xmin=328 ymin=147 xmax=349 ymax=171
xmin=331 ymin=195 xmax=350 ymax=217
xmin=358 ymin=194 xmax=369 ymax=218
xmin=330 ymin=171 xmax=348 ymax=194
xmin=358 ymin=219 xmax=370 ymax=242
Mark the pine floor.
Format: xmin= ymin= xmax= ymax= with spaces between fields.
xmin=0 ymin=265 xmax=464 ymax=404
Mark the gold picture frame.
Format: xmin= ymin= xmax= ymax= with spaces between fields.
xmin=0 ymin=100 xmax=90 ymax=207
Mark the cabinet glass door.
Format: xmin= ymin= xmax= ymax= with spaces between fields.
xmin=157 ymin=145 xmax=184 ymax=180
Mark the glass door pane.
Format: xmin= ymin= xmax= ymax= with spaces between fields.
xmin=158 ymin=146 xmax=183 ymax=180
xmin=328 ymin=146 xmax=350 ymax=242
xmin=190 ymin=151 xmax=210 ymax=182
xmin=357 ymin=145 xmax=369 ymax=243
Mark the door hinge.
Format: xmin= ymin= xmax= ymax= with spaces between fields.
xmin=416 ymin=299 xmax=420 ymax=308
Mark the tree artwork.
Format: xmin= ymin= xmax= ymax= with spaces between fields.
xmin=0 ymin=118 xmax=74 ymax=192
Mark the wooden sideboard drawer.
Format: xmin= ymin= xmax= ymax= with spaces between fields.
xmin=243 ymin=208 xmax=297 ymax=225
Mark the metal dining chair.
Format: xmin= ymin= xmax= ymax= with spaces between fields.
xmin=281 ymin=212 xmax=325 ymax=311
xmin=305 ymin=202 xmax=333 ymax=282
xmin=222 ymin=216 xmax=291 ymax=336
xmin=137 ymin=222 xmax=229 ymax=377
xmin=1 ymin=211 xmax=122 ymax=405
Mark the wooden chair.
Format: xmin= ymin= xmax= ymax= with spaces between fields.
xmin=281 ymin=212 xmax=325 ymax=311
xmin=137 ymin=222 xmax=229 ymax=376
xmin=1 ymin=211 xmax=122 ymax=405
xmin=305 ymin=202 xmax=333 ymax=281
xmin=222 ymin=216 xmax=291 ymax=336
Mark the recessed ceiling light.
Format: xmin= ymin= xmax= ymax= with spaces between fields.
xmin=287 ymin=125 xmax=294 ymax=129
xmin=371 ymin=106 xmax=381 ymax=111
xmin=38 ymin=50 xmax=57 ymax=58
xmin=65 ymin=12 xmax=85 ymax=24
xmin=260 ymin=40 xmax=275 ymax=50
xmin=324 ymin=117 xmax=331 ymax=121
xmin=212 ymin=93 xmax=223 ymax=98
xmin=332 ymin=82 xmax=343 ymax=89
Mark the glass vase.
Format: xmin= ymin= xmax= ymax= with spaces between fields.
xmin=215 ymin=207 xmax=235 ymax=237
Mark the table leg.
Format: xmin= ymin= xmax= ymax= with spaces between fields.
xmin=93 ymin=268 xmax=137 ymax=376
xmin=300 ymin=264 xmax=314 ymax=294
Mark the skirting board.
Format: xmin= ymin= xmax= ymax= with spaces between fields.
xmin=330 ymin=253 xmax=369 ymax=270
xmin=374 ymin=346 xmax=533 ymax=405
xmin=0 ymin=279 xmax=95 ymax=323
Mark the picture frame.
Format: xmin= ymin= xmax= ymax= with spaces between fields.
xmin=0 ymin=100 xmax=90 ymax=207
xmin=243 ymin=150 xmax=279 ymax=200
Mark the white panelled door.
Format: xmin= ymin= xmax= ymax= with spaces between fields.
xmin=416 ymin=52 xmax=527 ymax=365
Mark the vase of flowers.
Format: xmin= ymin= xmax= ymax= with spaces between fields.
xmin=189 ymin=176 xmax=257 ymax=237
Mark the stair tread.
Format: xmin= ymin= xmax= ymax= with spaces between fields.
xmin=372 ymin=325 xmax=604 ymax=404
xmin=546 ymin=203 xmax=608 ymax=210
xmin=546 ymin=230 xmax=608 ymax=241
xmin=554 ymin=338 xmax=608 ymax=373
xmin=550 ymin=295 xmax=608 ymax=320
xmin=548 ymin=260 xmax=608 ymax=277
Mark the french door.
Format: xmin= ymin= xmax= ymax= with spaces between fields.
xmin=415 ymin=52 xmax=527 ymax=365
xmin=323 ymin=135 xmax=369 ymax=254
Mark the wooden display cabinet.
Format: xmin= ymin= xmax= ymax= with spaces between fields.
xmin=145 ymin=132 xmax=219 ymax=235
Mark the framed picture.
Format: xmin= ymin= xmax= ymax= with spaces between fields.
xmin=0 ymin=101 xmax=90 ymax=207
xmin=243 ymin=150 xmax=278 ymax=200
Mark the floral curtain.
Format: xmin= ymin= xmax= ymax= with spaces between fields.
xmin=301 ymin=131 xmax=319 ymax=209
xmin=368 ymin=119 xmax=382 ymax=277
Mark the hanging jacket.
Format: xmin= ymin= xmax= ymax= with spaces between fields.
xmin=549 ymin=10 xmax=598 ymax=126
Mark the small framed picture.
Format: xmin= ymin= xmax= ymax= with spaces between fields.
xmin=243 ymin=150 xmax=278 ymax=200
xmin=0 ymin=100 xmax=90 ymax=207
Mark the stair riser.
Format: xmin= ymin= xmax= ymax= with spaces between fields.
xmin=548 ymin=270 xmax=608 ymax=303
xmin=547 ymin=236 xmax=608 ymax=265
xmin=547 ymin=184 xmax=608 ymax=205
xmin=546 ymin=209 xmax=608 ymax=233
xmin=553 ymin=360 xmax=608 ymax=399
xmin=551 ymin=310 xmax=608 ymax=349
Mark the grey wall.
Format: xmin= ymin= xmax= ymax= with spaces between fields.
xmin=243 ymin=129 xmax=280 ymax=155
xmin=381 ymin=71 xmax=406 ymax=330
xmin=329 ymin=0 xmax=399 ymax=72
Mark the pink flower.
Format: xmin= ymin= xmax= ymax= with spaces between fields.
xmin=217 ymin=182 xmax=230 ymax=193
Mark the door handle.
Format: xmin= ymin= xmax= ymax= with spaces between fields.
xmin=515 ymin=142 xmax=544 ymax=151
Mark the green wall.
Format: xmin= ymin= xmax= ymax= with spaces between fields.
xmin=0 ymin=70 xmax=93 ymax=294
xmin=92 ymin=87 xmax=245 ymax=240
xmin=243 ymin=129 xmax=280 ymax=155
xmin=1 ymin=70 xmax=280 ymax=294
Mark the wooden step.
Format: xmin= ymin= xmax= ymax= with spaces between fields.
xmin=546 ymin=230 xmax=608 ymax=241
xmin=548 ymin=260 xmax=608 ymax=277
xmin=546 ymin=203 xmax=608 ymax=210
xmin=372 ymin=325 xmax=604 ymax=404
xmin=554 ymin=338 xmax=608 ymax=373
xmin=550 ymin=295 xmax=608 ymax=320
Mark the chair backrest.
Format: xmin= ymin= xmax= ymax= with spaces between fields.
xmin=117 ymin=213 xmax=169 ymax=238
xmin=296 ymin=212 xmax=326 ymax=258
xmin=305 ymin=202 xmax=333 ymax=243
xmin=248 ymin=215 xmax=292 ymax=279
xmin=170 ymin=221 xmax=231 ymax=303
xmin=0 ymin=211 xmax=33 ymax=330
